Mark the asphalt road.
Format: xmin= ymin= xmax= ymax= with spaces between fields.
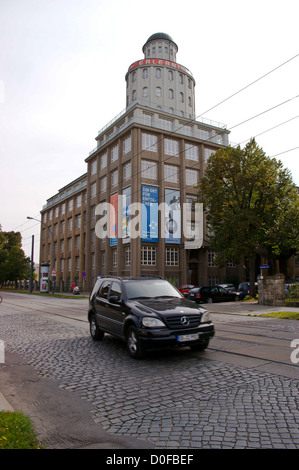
xmin=0 ymin=292 xmax=298 ymax=450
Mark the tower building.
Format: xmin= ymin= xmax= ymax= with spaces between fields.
xmin=40 ymin=33 xmax=246 ymax=291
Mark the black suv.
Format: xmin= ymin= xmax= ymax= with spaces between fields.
xmin=88 ymin=276 xmax=215 ymax=358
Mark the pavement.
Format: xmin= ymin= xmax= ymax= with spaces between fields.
xmin=0 ymin=299 xmax=298 ymax=449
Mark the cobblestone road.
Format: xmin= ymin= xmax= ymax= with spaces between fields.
xmin=0 ymin=311 xmax=298 ymax=449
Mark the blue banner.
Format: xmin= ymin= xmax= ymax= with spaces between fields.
xmin=141 ymin=185 xmax=158 ymax=242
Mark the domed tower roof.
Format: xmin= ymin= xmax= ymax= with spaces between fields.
xmin=142 ymin=32 xmax=178 ymax=52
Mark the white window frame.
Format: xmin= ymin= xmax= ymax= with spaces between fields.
xmin=164 ymin=138 xmax=179 ymax=156
xmin=164 ymin=164 xmax=178 ymax=183
xmin=165 ymin=247 xmax=179 ymax=266
xmin=141 ymin=160 xmax=157 ymax=180
xmin=141 ymin=246 xmax=156 ymax=266
xmin=142 ymin=133 xmax=158 ymax=152
xmin=185 ymin=143 xmax=199 ymax=161
xmin=185 ymin=169 xmax=198 ymax=186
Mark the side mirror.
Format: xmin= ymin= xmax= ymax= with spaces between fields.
xmin=109 ymin=295 xmax=121 ymax=304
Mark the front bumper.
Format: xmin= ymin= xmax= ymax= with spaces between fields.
xmin=138 ymin=322 xmax=215 ymax=351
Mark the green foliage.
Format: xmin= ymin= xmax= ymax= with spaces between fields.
xmin=197 ymin=139 xmax=299 ymax=270
xmin=0 ymin=226 xmax=31 ymax=283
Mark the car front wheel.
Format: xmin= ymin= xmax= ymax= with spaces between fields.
xmin=126 ymin=326 xmax=145 ymax=359
xmin=89 ymin=314 xmax=105 ymax=341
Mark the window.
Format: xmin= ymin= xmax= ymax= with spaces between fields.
xmin=204 ymin=148 xmax=215 ymax=163
xmin=164 ymin=164 xmax=178 ymax=183
xmin=76 ymin=195 xmax=81 ymax=207
xmin=226 ymin=260 xmax=236 ymax=268
xmin=164 ymin=138 xmax=179 ymax=156
xmin=68 ymin=257 xmax=71 ymax=272
xmin=123 ymin=161 xmax=131 ymax=181
xmin=100 ymin=152 xmax=107 ymax=169
xmin=75 ymin=256 xmax=80 ymax=270
xmin=208 ymin=250 xmax=218 ymax=267
xmin=101 ymin=176 xmax=107 ymax=192
xmin=61 ymin=203 xmax=65 ymax=215
xmin=54 ymin=207 xmax=59 ymax=218
xmin=185 ymin=169 xmax=198 ymax=186
xmin=169 ymin=89 xmax=174 ymax=99
xmin=179 ymin=74 xmax=184 ymax=84
xmin=160 ymin=118 xmax=173 ymax=131
xmin=68 ymin=217 xmax=72 ymax=231
xmin=141 ymin=246 xmax=156 ymax=266
xmin=125 ymin=246 xmax=131 ymax=266
xmin=155 ymin=86 xmax=162 ymax=97
xmin=142 ymin=133 xmax=157 ymax=152
xmin=75 ymin=214 xmax=81 ymax=229
xmin=180 ymin=92 xmax=184 ymax=103
xmin=156 ymin=68 xmax=161 ymax=78
xmin=98 ymin=280 xmax=111 ymax=299
xmin=142 ymin=68 xmax=148 ymax=79
xmin=111 ymin=169 xmax=118 ymax=187
xmin=168 ymin=70 xmax=173 ymax=80
xmin=111 ymin=144 xmax=118 ymax=163
xmin=165 ymin=248 xmax=179 ymax=266
xmin=113 ymin=249 xmax=117 ymax=268
xmin=60 ymin=258 xmax=64 ymax=272
xmin=185 ymin=143 xmax=199 ymax=161
xmin=91 ymin=182 xmax=96 ymax=198
xmin=110 ymin=281 xmax=122 ymax=301
xmin=132 ymin=90 xmax=136 ymax=101
xmin=123 ymin=136 xmax=131 ymax=154
xmin=91 ymin=160 xmax=97 ymax=175
xmin=132 ymin=71 xmax=136 ymax=82
xmin=142 ymin=86 xmax=148 ymax=97
xmin=68 ymin=200 xmax=73 ymax=212
xmin=141 ymin=160 xmax=157 ymax=180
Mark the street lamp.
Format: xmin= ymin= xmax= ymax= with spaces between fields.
xmin=27 ymin=216 xmax=55 ymax=295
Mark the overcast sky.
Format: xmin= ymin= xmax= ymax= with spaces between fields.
xmin=0 ymin=0 xmax=298 ymax=259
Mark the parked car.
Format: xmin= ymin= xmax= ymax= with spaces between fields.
xmin=88 ymin=276 xmax=214 ymax=358
xmin=187 ymin=285 xmax=240 ymax=303
xmin=178 ymin=284 xmax=195 ymax=296
xmin=238 ymin=282 xmax=258 ymax=300
xmin=218 ymin=283 xmax=236 ymax=292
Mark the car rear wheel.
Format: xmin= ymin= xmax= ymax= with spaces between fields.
xmin=126 ymin=326 xmax=145 ymax=359
xmin=89 ymin=314 xmax=105 ymax=341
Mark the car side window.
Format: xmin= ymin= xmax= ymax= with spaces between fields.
xmin=98 ymin=280 xmax=111 ymax=299
xmin=109 ymin=282 xmax=122 ymax=302
xmin=219 ymin=287 xmax=226 ymax=293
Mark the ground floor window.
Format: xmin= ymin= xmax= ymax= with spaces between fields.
xmin=141 ymin=246 xmax=156 ymax=266
xmin=165 ymin=247 xmax=179 ymax=266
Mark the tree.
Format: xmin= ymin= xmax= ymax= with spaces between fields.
xmin=197 ymin=138 xmax=299 ymax=295
xmin=0 ymin=227 xmax=31 ymax=286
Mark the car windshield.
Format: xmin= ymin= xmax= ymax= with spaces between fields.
xmin=124 ymin=279 xmax=182 ymax=300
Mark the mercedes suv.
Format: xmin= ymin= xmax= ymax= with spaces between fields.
xmin=88 ymin=276 xmax=214 ymax=359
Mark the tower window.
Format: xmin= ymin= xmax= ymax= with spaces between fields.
xmin=143 ymin=68 xmax=148 ymax=79
xmin=155 ymin=87 xmax=162 ymax=97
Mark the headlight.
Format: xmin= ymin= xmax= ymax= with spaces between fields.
xmin=201 ymin=311 xmax=211 ymax=323
xmin=142 ymin=317 xmax=166 ymax=328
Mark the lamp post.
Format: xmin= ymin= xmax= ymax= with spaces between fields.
xmin=27 ymin=216 xmax=55 ymax=295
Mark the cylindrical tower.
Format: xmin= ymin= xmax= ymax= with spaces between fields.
xmin=126 ymin=32 xmax=196 ymax=118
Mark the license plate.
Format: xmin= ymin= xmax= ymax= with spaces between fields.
xmin=177 ymin=333 xmax=199 ymax=342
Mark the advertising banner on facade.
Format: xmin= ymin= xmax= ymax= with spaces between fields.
xmin=110 ymin=193 xmax=118 ymax=246
xmin=165 ymin=189 xmax=181 ymax=244
xmin=141 ymin=185 xmax=158 ymax=242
